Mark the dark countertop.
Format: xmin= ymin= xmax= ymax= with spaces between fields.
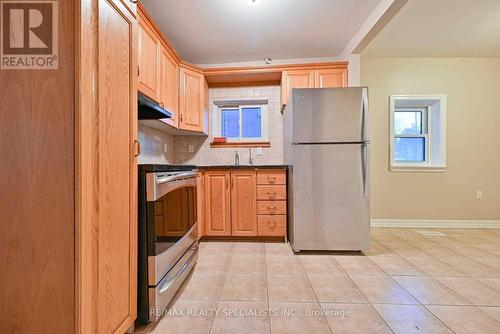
xmin=197 ymin=165 xmax=288 ymax=169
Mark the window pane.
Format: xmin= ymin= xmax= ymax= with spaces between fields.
xmin=221 ymin=109 xmax=240 ymax=138
xmin=395 ymin=111 xmax=423 ymax=135
xmin=395 ymin=137 xmax=425 ymax=162
xmin=242 ymin=107 xmax=262 ymax=138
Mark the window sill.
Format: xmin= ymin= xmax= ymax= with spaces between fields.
xmin=390 ymin=164 xmax=446 ymax=173
xmin=210 ymin=141 xmax=271 ymax=148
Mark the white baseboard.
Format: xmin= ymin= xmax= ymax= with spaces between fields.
xmin=370 ymin=219 xmax=500 ymax=229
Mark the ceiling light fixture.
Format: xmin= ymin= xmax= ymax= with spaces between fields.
xmin=248 ymin=0 xmax=262 ymax=5
xmin=264 ymin=57 xmax=272 ymax=64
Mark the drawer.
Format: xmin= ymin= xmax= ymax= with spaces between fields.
xmin=257 ymin=169 xmax=286 ymax=185
xmin=257 ymin=200 xmax=287 ymax=215
xmin=258 ymin=215 xmax=286 ymax=236
xmin=257 ymin=185 xmax=286 ymax=200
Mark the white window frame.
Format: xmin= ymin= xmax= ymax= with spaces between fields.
xmin=212 ymin=104 xmax=268 ymax=142
xmin=389 ymin=95 xmax=447 ymax=172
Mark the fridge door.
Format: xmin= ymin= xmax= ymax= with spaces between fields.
xmin=291 ymin=87 xmax=368 ymax=143
xmin=290 ymin=143 xmax=370 ymax=251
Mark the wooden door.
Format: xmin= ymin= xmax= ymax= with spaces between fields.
xmin=281 ymin=70 xmax=314 ymax=105
xmin=138 ymin=16 xmax=159 ymax=101
xmin=204 ymin=171 xmax=231 ymax=236
xmin=97 ymin=0 xmax=137 ymax=332
xmin=314 ymin=68 xmax=348 ymax=88
xmin=230 ymin=171 xmax=257 ymax=236
xmin=159 ymin=46 xmax=179 ymax=128
xmin=179 ymin=66 xmax=204 ymax=131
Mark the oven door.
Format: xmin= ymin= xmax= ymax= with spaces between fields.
xmin=146 ymin=171 xmax=198 ymax=286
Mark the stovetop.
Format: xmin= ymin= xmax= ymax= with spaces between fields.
xmin=138 ymin=164 xmax=196 ymax=173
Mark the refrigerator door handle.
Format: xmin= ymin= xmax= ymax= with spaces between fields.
xmin=361 ymin=143 xmax=369 ymax=197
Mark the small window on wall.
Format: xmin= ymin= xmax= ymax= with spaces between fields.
xmin=390 ymin=95 xmax=447 ymax=172
xmin=213 ymin=102 xmax=269 ymax=143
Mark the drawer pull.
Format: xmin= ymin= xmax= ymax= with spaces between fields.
xmin=267 ymin=176 xmax=276 ymax=183
xmin=267 ymin=221 xmax=277 ymax=228
xmin=267 ymin=191 xmax=276 ymax=198
xmin=267 ymin=206 xmax=277 ymax=212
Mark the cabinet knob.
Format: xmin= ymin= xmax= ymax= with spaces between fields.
xmin=133 ymin=140 xmax=140 ymax=157
xmin=267 ymin=191 xmax=276 ymax=198
xmin=131 ymin=0 xmax=138 ymax=4
xmin=267 ymin=221 xmax=277 ymax=228
xmin=267 ymin=176 xmax=276 ymax=183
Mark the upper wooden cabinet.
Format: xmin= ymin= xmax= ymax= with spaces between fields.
xmin=179 ymin=66 xmax=206 ymax=132
xmin=138 ymin=18 xmax=159 ymax=101
xmin=159 ymin=47 xmax=179 ymax=128
xmin=204 ymin=171 xmax=231 ymax=236
xmin=231 ymin=171 xmax=257 ymax=237
xmin=314 ymin=68 xmax=348 ymax=88
xmin=281 ymin=70 xmax=314 ymax=105
xmin=281 ymin=66 xmax=348 ymax=105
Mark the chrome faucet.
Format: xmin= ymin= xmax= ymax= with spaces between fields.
xmin=234 ymin=151 xmax=240 ymax=166
xmin=248 ymin=148 xmax=254 ymax=165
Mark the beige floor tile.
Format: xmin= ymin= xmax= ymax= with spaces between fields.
xmin=334 ymin=255 xmax=387 ymax=276
xmin=436 ymin=277 xmax=500 ymax=306
xmin=392 ymin=276 xmax=470 ymax=305
xmin=199 ymin=241 xmax=234 ymax=254
xmin=266 ymin=255 xmax=305 ymax=275
xmin=233 ymin=242 xmax=266 ymax=255
xmin=308 ymin=274 xmax=367 ymax=303
xmin=404 ymin=255 xmax=463 ymax=276
xmin=369 ymin=255 xmax=425 ymax=276
xmin=299 ymin=255 xmax=346 ymax=276
xmin=373 ymin=304 xmax=453 ymax=334
xmin=220 ymin=273 xmax=268 ymax=302
xmin=267 ymin=274 xmax=317 ymax=302
xmin=269 ymin=302 xmax=332 ymax=334
xmin=428 ymin=305 xmax=500 ymax=334
xmin=193 ymin=254 xmax=232 ymax=274
xmin=229 ymin=254 xmax=266 ymax=275
xmin=148 ymin=300 xmax=217 ymax=334
xmin=363 ymin=241 xmax=399 ymax=257
xmin=480 ymin=306 xmax=500 ymax=322
xmin=320 ymin=303 xmax=392 ymax=334
xmin=441 ymin=256 xmax=500 ymax=277
xmin=176 ymin=272 xmax=226 ymax=301
xmin=265 ymin=242 xmax=294 ymax=256
xmin=210 ymin=301 xmax=270 ymax=334
xmin=350 ymin=275 xmax=419 ymax=304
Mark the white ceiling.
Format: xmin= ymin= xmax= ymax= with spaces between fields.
xmin=141 ymin=0 xmax=382 ymax=65
xmin=362 ymin=0 xmax=500 ymax=57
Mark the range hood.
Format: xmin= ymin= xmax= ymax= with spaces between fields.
xmin=138 ymin=92 xmax=172 ymax=120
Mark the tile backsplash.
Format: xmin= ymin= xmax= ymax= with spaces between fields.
xmin=174 ymin=86 xmax=283 ymax=165
xmin=138 ymin=86 xmax=283 ymax=166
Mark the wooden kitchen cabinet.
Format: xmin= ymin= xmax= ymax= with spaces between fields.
xmin=231 ymin=170 xmax=257 ymax=236
xmin=281 ymin=69 xmax=314 ymax=105
xmin=159 ymin=46 xmax=179 ymax=127
xmin=179 ymin=65 xmax=206 ymax=132
xmin=314 ymin=68 xmax=347 ymax=88
xmin=197 ymin=171 xmax=205 ymax=238
xmin=138 ymin=16 xmax=159 ymax=101
xmin=281 ymin=66 xmax=348 ymax=105
xmin=96 ymin=0 xmax=138 ymax=332
xmin=204 ymin=171 xmax=232 ymax=236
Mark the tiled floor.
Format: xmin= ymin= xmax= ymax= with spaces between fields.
xmin=138 ymin=228 xmax=500 ymax=334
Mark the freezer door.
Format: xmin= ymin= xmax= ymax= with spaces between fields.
xmin=292 ymin=87 xmax=368 ymax=143
xmin=290 ymin=143 xmax=370 ymax=251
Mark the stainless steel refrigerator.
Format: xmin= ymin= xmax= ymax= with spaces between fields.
xmin=283 ymin=87 xmax=370 ymax=252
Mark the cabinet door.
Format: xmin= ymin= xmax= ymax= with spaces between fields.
xmin=197 ymin=171 xmax=204 ymax=238
xmin=281 ymin=70 xmax=314 ymax=105
xmin=314 ymin=68 xmax=348 ymax=88
xmin=179 ymin=66 xmax=204 ymax=131
xmin=97 ymin=0 xmax=137 ymax=332
xmin=138 ymin=17 xmax=159 ymax=101
xmin=204 ymin=171 xmax=231 ymax=236
xmin=159 ymin=46 xmax=179 ymax=128
xmin=231 ymin=171 xmax=257 ymax=236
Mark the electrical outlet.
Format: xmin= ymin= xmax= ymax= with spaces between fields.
xmin=256 ymin=147 xmax=263 ymax=156
xmin=163 ymin=143 xmax=168 ymax=153
xmin=476 ymin=190 xmax=483 ymax=200
xmin=188 ymin=144 xmax=194 ymax=153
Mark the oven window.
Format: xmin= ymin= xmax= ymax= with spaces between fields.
xmin=154 ymin=186 xmax=197 ymax=241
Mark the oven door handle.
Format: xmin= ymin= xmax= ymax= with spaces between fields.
xmin=159 ymin=245 xmax=199 ymax=295
xmin=156 ymin=172 xmax=197 ymax=184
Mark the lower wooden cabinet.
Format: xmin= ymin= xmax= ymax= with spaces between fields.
xmin=201 ymin=168 xmax=287 ymax=238
xmin=231 ymin=170 xmax=257 ymax=236
xmin=204 ymin=171 xmax=232 ymax=236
